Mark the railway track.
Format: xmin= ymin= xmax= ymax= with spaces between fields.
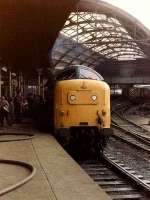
xmin=111 ymin=99 xmax=132 ymax=113
xmin=80 ymin=153 xmax=150 ymax=200
xmin=111 ymin=110 xmax=150 ymax=153
xmin=111 ymin=124 xmax=150 ymax=153
xmin=112 ymin=111 xmax=150 ymax=142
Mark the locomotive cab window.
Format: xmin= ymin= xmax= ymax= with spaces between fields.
xmin=55 ymin=65 xmax=104 ymax=81
xmin=79 ymin=67 xmax=103 ymax=81
xmin=56 ymin=68 xmax=76 ymax=81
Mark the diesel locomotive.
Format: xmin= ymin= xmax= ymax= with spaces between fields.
xmin=53 ymin=65 xmax=112 ymax=156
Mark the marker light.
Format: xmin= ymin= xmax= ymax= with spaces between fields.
xmin=91 ymin=95 xmax=97 ymax=101
xmin=70 ymin=95 xmax=76 ymax=101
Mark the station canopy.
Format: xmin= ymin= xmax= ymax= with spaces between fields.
xmin=52 ymin=0 xmax=150 ymax=71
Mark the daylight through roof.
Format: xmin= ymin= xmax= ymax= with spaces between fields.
xmin=52 ymin=8 xmax=147 ymax=70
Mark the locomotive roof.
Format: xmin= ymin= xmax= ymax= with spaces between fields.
xmin=55 ymin=65 xmax=104 ymax=81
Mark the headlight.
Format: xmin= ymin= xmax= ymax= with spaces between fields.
xmin=91 ymin=95 xmax=97 ymax=101
xmin=70 ymin=95 xmax=76 ymax=101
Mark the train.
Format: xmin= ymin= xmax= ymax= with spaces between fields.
xmin=52 ymin=65 xmax=113 ymax=158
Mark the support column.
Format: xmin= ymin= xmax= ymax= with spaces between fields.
xmin=17 ymin=72 xmax=24 ymax=95
xmin=37 ymin=68 xmax=42 ymax=96
xmin=0 ymin=66 xmax=1 ymax=97
xmin=42 ymin=78 xmax=45 ymax=99
xmin=17 ymin=72 xmax=21 ymax=92
xmin=9 ymin=69 xmax=12 ymax=97
xmin=20 ymin=73 xmax=24 ymax=95
xmin=12 ymin=73 xmax=17 ymax=97
xmin=23 ymin=79 xmax=26 ymax=97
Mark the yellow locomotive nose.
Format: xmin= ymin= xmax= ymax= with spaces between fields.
xmin=68 ymin=90 xmax=98 ymax=105
xmin=54 ymin=79 xmax=110 ymax=129
xmin=53 ymin=65 xmax=112 ymax=154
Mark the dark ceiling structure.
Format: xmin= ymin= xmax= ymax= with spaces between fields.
xmin=0 ymin=0 xmax=78 ymax=76
xmin=0 ymin=0 xmax=150 ymax=79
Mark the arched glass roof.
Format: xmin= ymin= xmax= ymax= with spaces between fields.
xmin=62 ymin=12 xmax=145 ymax=60
xmin=52 ymin=5 xmax=148 ymax=70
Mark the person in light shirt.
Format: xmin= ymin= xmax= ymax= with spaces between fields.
xmin=0 ymin=96 xmax=10 ymax=126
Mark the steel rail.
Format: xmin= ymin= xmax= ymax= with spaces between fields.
xmin=112 ymin=123 xmax=150 ymax=147
xmin=112 ymin=111 xmax=150 ymax=141
xmin=111 ymin=129 xmax=150 ymax=154
xmin=103 ymin=153 xmax=150 ymax=193
xmin=80 ymin=156 xmax=149 ymax=199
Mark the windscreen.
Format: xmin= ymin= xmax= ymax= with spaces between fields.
xmin=79 ymin=67 xmax=104 ymax=81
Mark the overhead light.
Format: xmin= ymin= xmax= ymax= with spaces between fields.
xmin=2 ymin=66 xmax=7 ymax=72
xmin=11 ymin=73 xmax=16 ymax=76
xmin=55 ymin=66 xmax=65 ymax=70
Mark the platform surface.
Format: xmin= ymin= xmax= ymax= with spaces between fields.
xmin=0 ymin=123 xmax=111 ymax=200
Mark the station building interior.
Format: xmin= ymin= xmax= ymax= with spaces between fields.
xmin=0 ymin=0 xmax=150 ymax=100
xmin=0 ymin=1 xmax=150 ymax=199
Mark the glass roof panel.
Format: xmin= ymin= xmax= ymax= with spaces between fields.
xmin=108 ymin=17 xmax=121 ymax=25
xmin=52 ymin=11 xmax=147 ymax=68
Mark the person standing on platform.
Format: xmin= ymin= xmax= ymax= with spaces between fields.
xmin=0 ymin=96 xmax=10 ymax=126
xmin=8 ymin=97 xmax=14 ymax=124
xmin=14 ymin=92 xmax=23 ymax=123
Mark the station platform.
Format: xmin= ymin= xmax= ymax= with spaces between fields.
xmin=0 ymin=122 xmax=111 ymax=200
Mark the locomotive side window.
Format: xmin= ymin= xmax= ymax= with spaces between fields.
xmin=79 ymin=68 xmax=103 ymax=81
